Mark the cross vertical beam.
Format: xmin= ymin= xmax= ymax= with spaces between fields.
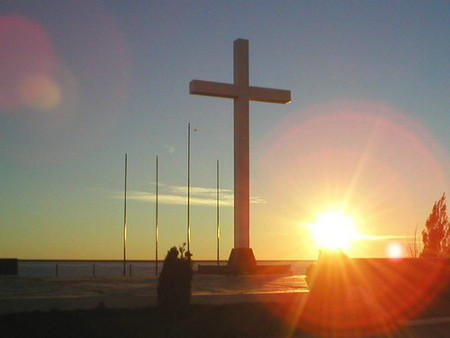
xmin=233 ymin=39 xmax=250 ymax=249
xmin=190 ymin=39 xmax=290 ymax=271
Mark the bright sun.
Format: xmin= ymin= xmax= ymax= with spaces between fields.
xmin=309 ymin=210 xmax=359 ymax=251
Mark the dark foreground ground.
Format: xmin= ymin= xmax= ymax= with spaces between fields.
xmin=1 ymin=297 xmax=449 ymax=338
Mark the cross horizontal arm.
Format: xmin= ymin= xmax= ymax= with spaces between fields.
xmin=249 ymin=86 xmax=291 ymax=104
xmin=190 ymin=80 xmax=237 ymax=99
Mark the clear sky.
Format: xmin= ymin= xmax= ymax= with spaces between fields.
xmin=2 ymin=1 xmax=450 ymax=260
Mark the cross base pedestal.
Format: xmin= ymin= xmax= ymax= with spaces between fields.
xmin=197 ymin=248 xmax=291 ymax=275
xmin=227 ymin=248 xmax=257 ymax=273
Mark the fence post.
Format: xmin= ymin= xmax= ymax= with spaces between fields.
xmin=55 ymin=264 xmax=59 ymax=277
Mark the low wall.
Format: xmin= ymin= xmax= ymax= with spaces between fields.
xmin=0 ymin=259 xmax=18 ymax=275
xmin=311 ymin=257 xmax=450 ymax=295
xmin=303 ymin=257 xmax=450 ymax=334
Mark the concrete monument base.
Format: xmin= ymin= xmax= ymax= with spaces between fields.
xmin=227 ymin=248 xmax=257 ymax=273
xmin=197 ymin=248 xmax=291 ymax=275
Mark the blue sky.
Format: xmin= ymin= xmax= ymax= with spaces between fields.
xmin=1 ymin=1 xmax=450 ymax=260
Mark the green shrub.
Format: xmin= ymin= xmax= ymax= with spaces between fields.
xmin=157 ymin=244 xmax=193 ymax=309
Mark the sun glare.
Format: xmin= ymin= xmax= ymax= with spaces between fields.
xmin=309 ymin=210 xmax=359 ymax=251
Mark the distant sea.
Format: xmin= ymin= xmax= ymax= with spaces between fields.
xmin=17 ymin=260 xmax=314 ymax=278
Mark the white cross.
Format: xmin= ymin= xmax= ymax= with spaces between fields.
xmin=190 ymin=39 xmax=291 ymax=254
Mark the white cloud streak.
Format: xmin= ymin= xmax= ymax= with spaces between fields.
xmin=114 ymin=183 xmax=266 ymax=207
xmin=163 ymin=144 xmax=175 ymax=155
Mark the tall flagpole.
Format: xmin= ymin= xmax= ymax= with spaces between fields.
xmin=187 ymin=123 xmax=191 ymax=253
xmin=155 ymin=155 xmax=159 ymax=276
xmin=216 ymin=160 xmax=220 ymax=265
xmin=123 ymin=153 xmax=128 ymax=276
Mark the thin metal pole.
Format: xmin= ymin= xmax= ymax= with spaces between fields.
xmin=217 ymin=160 xmax=220 ymax=265
xmin=123 ymin=153 xmax=128 ymax=277
xmin=187 ymin=123 xmax=191 ymax=253
xmin=155 ymin=155 xmax=159 ymax=276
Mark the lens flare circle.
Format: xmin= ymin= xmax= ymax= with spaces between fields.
xmin=20 ymin=73 xmax=61 ymax=110
xmin=386 ymin=242 xmax=405 ymax=259
xmin=0 ymin=15 xmax=54 ymax=110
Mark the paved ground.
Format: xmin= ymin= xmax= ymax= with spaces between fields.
xmin=0 ymin=274 xmax=308 ymax=314
xmin=2 ymin=274 xmax=450 ymax=335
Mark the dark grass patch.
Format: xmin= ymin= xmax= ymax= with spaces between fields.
xmin=1 ymin=298 xmax=449 ymax=338
xmin=0 ymin=303 xmax=308 ymax=338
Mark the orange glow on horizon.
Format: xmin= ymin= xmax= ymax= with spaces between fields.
xmin=258 ymin=101 xmax=449 ymax=258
